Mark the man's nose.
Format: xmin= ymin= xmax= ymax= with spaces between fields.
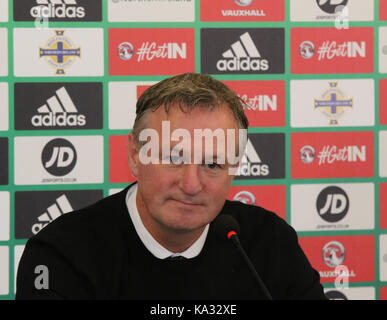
xmin=179 ymin=165 xmax=203 ymax=196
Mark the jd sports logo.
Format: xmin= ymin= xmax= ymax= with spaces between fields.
xmin=201 ymin=28 xmax=284 ymax=74
xmin=31 ymin=87 xmax=86 ymax=127
xmin=41 ymin=138 xmax=77 ymax=176
xmin=13 ymin=0 xmax=102 ymax=22
xmin=316 ymin=186 xmax=349 ymax=223
xmin=14 ymin=190 xmax=103 ymax=239
xmin=14 ymin=82 xmax=103 ymax=130
xmin=325 ymin=290 xmax=348 ymax=300
xmin=316 ymin=0 xmax=348 ymax=14
xmin=31 ymin=194 xmax=73 ymax=234
xmin=235 ymin=133 xmax=285 ymax=180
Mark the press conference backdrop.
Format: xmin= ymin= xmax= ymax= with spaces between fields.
xmin=0 ymin=0 xmax=386 ymax=300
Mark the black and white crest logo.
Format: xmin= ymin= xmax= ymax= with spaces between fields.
xmin=201 ymin=28 xmax=284 ymax=74
xmin=41 ymin=138 xmax=77 ymax=176
xmin=316 ymin=186 xmax=349 ymax=223
xmin=13 ymin=0 xmax=102 ymax=22
xmin=0 ymin=138 xmax=8 ymax=185
xmin=316 ymin=0 xmax=348 ymax=14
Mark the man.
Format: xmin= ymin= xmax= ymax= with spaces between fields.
xmin=16 ymin=73 xmax=326 ymax=300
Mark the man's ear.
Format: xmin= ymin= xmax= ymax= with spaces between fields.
xmin=127 ymin=132 xmax=139 ymax=177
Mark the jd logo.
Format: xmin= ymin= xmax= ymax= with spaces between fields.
xmin=316 ymin=186 xmax=349 ymax=223
xmin=316 ymin=0 xmax=348 ymax=14
xmin=325 ymin=290 xmax=348 ymax=300
xmin=41 ymin=138 xmax=77 ymax=176
xmin=34 ymin=265 xmax=49 ymax=290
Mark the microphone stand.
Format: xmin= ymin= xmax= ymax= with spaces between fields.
xmin=229 ymin=233 xmax=273 ymax=301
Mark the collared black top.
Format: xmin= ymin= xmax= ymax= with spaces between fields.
xmin=16 ymin=185 xmax=326 ymax=300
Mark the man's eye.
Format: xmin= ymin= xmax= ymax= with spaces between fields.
xmin=206 ymin=163 xmax=220 ymax=169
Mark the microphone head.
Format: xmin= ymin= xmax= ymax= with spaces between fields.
xmin=212 ymin=214 xmax=240 ymax=240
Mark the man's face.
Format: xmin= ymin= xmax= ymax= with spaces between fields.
xmin=127 ymin=104 xmax=240 ymax=237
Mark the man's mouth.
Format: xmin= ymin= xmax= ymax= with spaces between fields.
xmin=170 ymin=199 xmax=203 ymax=207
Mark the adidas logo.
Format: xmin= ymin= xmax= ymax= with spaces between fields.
xmin=216 ymin=32 xmax=269 ymax=72
xmin=30 ymin=0 xmax=86 ymax=19
xmin=31 ymin=194 xmax=73 ymax=235
xmin=31 ymin=87 xmax=86 ymax=127
xmin=237 ymin=139 xmax=269 ymax=176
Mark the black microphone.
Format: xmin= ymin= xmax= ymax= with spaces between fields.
xmin=213 ymin=214 xmax=273 ymax=300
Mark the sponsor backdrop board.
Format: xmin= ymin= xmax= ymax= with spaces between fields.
xmin=324 ymin=287 xmax=376 ymax=300
xmin=290 ymin=0 xmax=374 ymax=22
xmin=0 ymin=0 xmax=386 ymax=300
xmin=14 ymin=190 xmax=103 ymax=239
xmin=0 ymin=0 xmax=8 ymax=22
xmin=0 ymin=83 xmax=8 ymax=131
xmin=14 ymin=82 xmax=103 ymax=130
xmin=13 ymin=28 xmax=104 ymax=77
xmin=0 ymin=28 xmax=7 ymax=76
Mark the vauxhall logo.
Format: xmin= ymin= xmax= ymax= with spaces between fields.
xmin=233 ymin=190 xmax=256 ymax=205
xmin=316 ymin=186 xmax=349 ymax=223
xmin=41 ymin=138 xmax=77 ymax=176
xmin=322 ymin=241 xmax=345 ymax=268
xmin=31 ymin=86 xmax=86 ymax=128
xmin=216 ymin=32 xmax=268 ymax=72
xmin=30 ymin=0 xmax=86 ymax=19
xmin=234 ymin=0 xmax=254 ymax=6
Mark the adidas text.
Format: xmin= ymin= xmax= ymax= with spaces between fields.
xmin=31 ymin=113 xmax=86 ymax=127
xmin=30 ymin=4 xmax=86 ymax=19
xmin=216 ymin=57 xmax=269 ymax=72
xmin=238 ymin=163 xmax=269 ymax=176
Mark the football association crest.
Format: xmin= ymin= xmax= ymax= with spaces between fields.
xmin=39 ymin=30 xmax=81 ymax=75
xmin=314 ymin=82 xmax=353 ymax=125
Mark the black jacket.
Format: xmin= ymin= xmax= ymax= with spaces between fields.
xmin=16 ymin=185 xmax=326 ymax=300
